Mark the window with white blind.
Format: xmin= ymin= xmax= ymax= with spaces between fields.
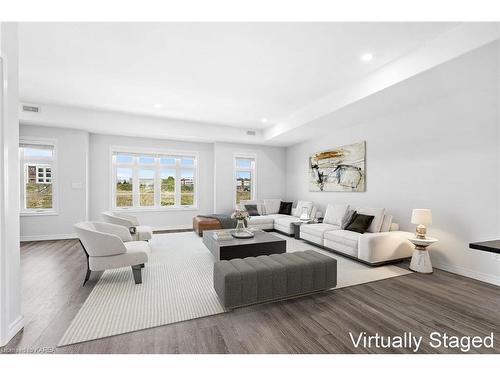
xmin=19 ymin=139 xmax=57 ymax=215
xmin=111 ymin=149 xmax=198 ymax=210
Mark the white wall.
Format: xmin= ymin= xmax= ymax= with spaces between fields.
xmin=285 ymin=42 xmax=500 ymax=285
xmin=89 ymin=134 xmax=215 ymax=229
xmin=19 ymin=125 xmax=89 ymax=240
xmin=214 ymin=142 xmax=286 ymax=213
xmin=0 ymin=22 xmax=23 ymax=346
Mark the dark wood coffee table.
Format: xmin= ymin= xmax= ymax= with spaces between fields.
xmin=202 ymin=229 xmax=286 ymax=260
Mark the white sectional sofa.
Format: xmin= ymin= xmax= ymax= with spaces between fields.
xmin=237 ymin=199 xmax=412 ymax=266
xmin=238 ymin=199 xmax=316 ymax=235
xmin=300 ymin=203 xmax=413 ymax=265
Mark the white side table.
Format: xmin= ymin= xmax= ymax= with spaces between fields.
xmin=408 ymin=237 xmax=438 ymax=274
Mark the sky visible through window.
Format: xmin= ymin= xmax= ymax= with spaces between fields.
xmin=236 ymin=158 xmax=252 ymax=168
xmin=116 ymin=154 xmax=133 ymax=163
xmin=139 ymin=169 xmax=155 ymax=179
xmin=23 ymin=147 xmax=53 ymax=158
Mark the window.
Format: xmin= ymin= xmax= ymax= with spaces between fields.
xmin=234 ymin=155 xmax=256 ymax=205
xmin=112 ymin=150 xmax=197 ymax=210
xmin=20 ymin=140 xmax=57 ymax=214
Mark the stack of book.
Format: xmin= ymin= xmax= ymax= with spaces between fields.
xmin=212 ymin=231 xmax=233 ymax=241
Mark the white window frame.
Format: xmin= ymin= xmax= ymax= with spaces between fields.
xmin=233 ymin=153 xmax=257 ymax=208
xmin=110 ymin=146 xmax=199 ymax=212
xmin=19 ymin=137 xmax=58 ymax=216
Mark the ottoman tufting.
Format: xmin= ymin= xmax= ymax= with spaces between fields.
xmin=213 ymin=250 xmax=337 ymax=308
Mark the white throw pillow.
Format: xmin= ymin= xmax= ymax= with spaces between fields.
xmin=380 ymin=214 xmax=393 ymax=232
xmin=356 ymin=207 xmax=386 ymax=233
xmin=263 ymin=199 xmax=282 ymax=215
xmin=323 ymin=203 xmax=349 ymax=226
xmin=294 ymin=201 xmax=313 ymax=218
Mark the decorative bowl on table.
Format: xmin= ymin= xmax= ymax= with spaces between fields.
xmin=231 ymin=229 xmax=255 ymax=239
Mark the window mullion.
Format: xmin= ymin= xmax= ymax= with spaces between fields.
xmin=132 ymin=157 xmax=139 ymax=207
xmin=154 ymin=158 xmax=161 ymax=208
xmin=175 ymin=158 xmax=181 ymax=206
xmin=112 ymin=161 xmax=117 ymax=209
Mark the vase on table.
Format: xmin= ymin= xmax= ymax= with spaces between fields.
xmin=235 ymin=218 xmax=247 ymax=233
xmin=231 ymin=209 xmax=253 ymax=238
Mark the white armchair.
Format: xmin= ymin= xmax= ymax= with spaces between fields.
xmin=74 ymin=221 xmax=150 ymax=285
xmin=101 ymin=211 xmax=153 ymax=241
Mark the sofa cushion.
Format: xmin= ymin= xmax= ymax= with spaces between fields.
xmin=274 ymin=215 xmax=301 ymax=227
xmin=324 ymin=203 xmax=349 ymax=226
xmin=264 ymin=199 xmax=282 ymax=215
xmin=278 ymin=201 xmax=293 ymax=215
xmin=356 ymin=207 xmax=385 ymax=233
xmin=264 ymin=213 xmax=289 ymax=220
xmin=274 ymin=215 xmax=301 ymax=234
xmin=294 ymin=201 xmax=313 ymax=218
xmin=324 ymin=230 xmax=361 ymax=248
xmin=247 ymin=216 xmax=274 ymax=225
xmin=300 ymin=223 xmax=340 ymax=238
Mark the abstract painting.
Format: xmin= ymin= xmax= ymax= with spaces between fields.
xmin=309 ymin=141 xmax=366 ymax=192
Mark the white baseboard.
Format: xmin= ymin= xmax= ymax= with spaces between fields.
xmin=433 ymin=261 xmax=500 ymax=286
xmin=0 ymin=315 xmax=24 ymax=347
xmin=20 ymin=233 xmax=77 ymax=242
xmin=153 ymin=224 xmax=192 ymax=232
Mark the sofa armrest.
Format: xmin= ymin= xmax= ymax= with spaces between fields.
xmin=358 ymin=231 xmax=413 ymax=264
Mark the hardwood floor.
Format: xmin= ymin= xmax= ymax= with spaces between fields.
xmin=3 ymin=237 xmax=500 ymax=354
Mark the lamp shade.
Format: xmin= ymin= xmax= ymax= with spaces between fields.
xmin=411 ymin=209 xmax=432 ymax=225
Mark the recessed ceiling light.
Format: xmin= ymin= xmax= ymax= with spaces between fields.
xmin=361 ymin=53 xmax=373 ymax=63
xmin=154 ymin=103 xmax=163 ymax=109
xmin=261 ymin=118 xmax=268 ymax=123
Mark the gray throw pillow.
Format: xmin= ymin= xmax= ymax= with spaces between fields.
xmin=244 ymin=204 xmax=260 ymax=216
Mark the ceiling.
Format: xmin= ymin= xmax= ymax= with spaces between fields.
xmin=19 ymin=22 xmax=459 ymax=129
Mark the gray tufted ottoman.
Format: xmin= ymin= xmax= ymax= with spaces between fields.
xmin=213 ymin=250 xmax=337 ymax=309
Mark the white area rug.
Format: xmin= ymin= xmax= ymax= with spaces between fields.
xmin=58 ymin=232 xmax=411 ymax=346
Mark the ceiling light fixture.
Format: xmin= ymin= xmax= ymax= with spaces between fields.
xmin=260 ymin=118 xmax=268 ymax=123
xmin=361 ymin=53 xmax=373 ymax=63
xmin=154 ymin=103 xmax=163 ymax=109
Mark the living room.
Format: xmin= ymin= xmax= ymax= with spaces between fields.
xmin=1 ymin=2 xmax=499 ymax=372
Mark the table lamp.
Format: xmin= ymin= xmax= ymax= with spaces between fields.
xmin=411 ymin=209 xmax=432 ymax=239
